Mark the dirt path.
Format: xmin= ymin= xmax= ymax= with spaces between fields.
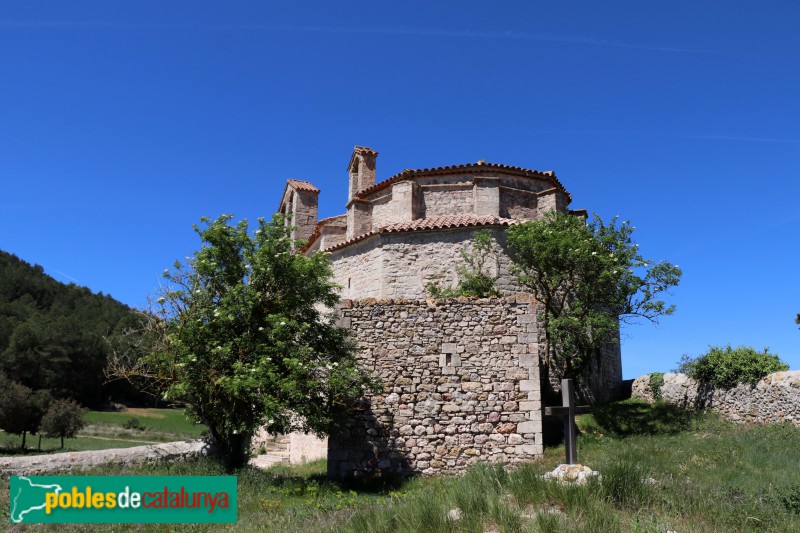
xmin=81 ymin=435 xmax=161 ymax=445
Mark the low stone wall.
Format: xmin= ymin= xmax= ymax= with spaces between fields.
xmin=328 ymin=296 xmax=543 ymax=479
xmin=0 ymin=440 xmax=211 ymax=476
xmin=631 ymin=371 xmax=800 ymax=425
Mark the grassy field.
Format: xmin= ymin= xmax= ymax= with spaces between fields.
xmin=83 ymin=407 xmax=207 ymax=439
xmin=3 ymin=400 xmax=800 ymax=531
xmin=0 ymin=407 xmax=206 ymax=455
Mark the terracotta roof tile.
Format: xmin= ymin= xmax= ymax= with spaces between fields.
xmin=321 ymin=215 xmax=518 ymax=252
xmin=354 ymin=162 xmax=570 ymax=201
xmin=286 ymin=179 xmax=320 ymax=193
xmin=299 ymin=215 xmax=347 ymax=253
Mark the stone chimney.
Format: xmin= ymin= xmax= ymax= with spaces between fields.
xmin=279 ymin=179 xmax=319 ymax=244
xmin=347 ymin=146 xmax=378 ymax=202
xmin=346 ymin=146 xmax=378 ymax=239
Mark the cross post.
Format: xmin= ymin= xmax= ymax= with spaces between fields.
xmin=544 ymin=378 xmax=591 ymax=464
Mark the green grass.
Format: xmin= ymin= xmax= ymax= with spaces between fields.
xmin=0 ymin=433 xmax=158 ymax=454
xmin=84 ymin=408 xmax=206 ymax=437
xmin=0 ymin=407 xmax=206 ymax=456
xmin=3 ymin=400 xmax=800 ymax=532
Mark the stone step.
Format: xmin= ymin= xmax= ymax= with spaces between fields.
xmin=249 ymin=453 xmax=291 ymax=469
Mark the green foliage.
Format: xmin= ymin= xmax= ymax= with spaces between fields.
xmin=0 ymin=373 xmax=51 ymax=448
xmin=40 ymin=398 xmax=87 ymax=449
xmin=122 ymin=417 xmax=144 ymax=431
xmin=117 ymin=214 xmax=378 ymax=470
xmin=507 ymin=211 xmax=682 ymax=383
xmin=600 ymin=461 xmax=651 ymax=508
xmin=649 ymin=372 xmax=665 ymax=400
xmin=0 ymin=250 xmax=145 ymax=405
xmin=772 ymin=484 xmax=800 ymax=514
xmin=677 ymin=344 xmax=789 ymax=389
xmin=426 ymin=230 xmax=500 ymax=299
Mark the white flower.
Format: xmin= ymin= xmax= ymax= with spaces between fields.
xmin=280 ymin=321 xmax=286 ymax=326
xmin=157 ymin=297 xmax=166 ymax=304
xmin=258 ymin=327 xmax=264 ymax=331
xmin=591 ymin=252 xmax=597 ymax=256
xmin=163 ymin=269 xmax=169 ymax=274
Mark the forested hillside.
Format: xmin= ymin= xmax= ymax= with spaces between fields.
xmin=0 ymin=250 xmax=144 ymax=405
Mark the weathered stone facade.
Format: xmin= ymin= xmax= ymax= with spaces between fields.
xmin=328 ymin=296 xmax=543 ymax=478
xmin=270 ymin=146 xmax=623 ymax=477
xmin=632 ymin=371 xmax=800 ymax=426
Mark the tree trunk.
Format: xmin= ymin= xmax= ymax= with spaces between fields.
xmin=210 ymin=425 xmax=251 ymax=472
xmin=61 ymin=435 xmax=65 ymax=449
xmin=38 ymin=434 xmax=42 ymax=451
xmin=21 ymin=431 xmax=26 ymax=450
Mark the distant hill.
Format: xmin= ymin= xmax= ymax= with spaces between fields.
xmin=0 ymin=250 xmax=145 ymax=405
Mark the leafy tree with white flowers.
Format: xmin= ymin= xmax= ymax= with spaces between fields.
xmin=507 ymin=211 xmax=682 ymax=385
xmin=109 ymin=214 xmax=377 ymax=470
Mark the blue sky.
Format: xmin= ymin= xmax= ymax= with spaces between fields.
xmin=1 ymin=2 xmax=798 ymax=379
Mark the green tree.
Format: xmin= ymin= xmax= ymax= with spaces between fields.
xmin=507 ymin=211 xmax=681 ymax=384
xmin=40 ymin=399 xmax=87 ymax=449
xmin=0 ymin=374 xmax=51 ymax=449
xmin=427 ymin=230 xmax=501 ymax=298
xmin=109 ymin=214 xmax=377 ymax=470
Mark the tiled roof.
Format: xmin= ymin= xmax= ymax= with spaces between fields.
xmin=299 ymin=215 xmax=347 ymax=253
xmin=354 ymin=162 xmax=571 ymax=201
xmin=286 ymin=179 xmax=320 ymax=193
xmin=321 ymin=215 xmax=518 ymax=252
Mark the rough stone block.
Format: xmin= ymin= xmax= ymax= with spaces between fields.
xmin=517 ymin=421 xmax=540 ymax=434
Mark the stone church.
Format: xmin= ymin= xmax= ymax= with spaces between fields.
xmin=272 ymin=146 xmax=622 ymax=477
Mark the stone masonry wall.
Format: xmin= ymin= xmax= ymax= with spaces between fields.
xmin=329 ymin=235 xmax=384 ymax=300
xmin=328 ymin=227 xmax=522 ymax=301
xmin=328 ymin=296 xmax=543 ymax=479
xmin=631 ymin=371 xmax=800 ymax=426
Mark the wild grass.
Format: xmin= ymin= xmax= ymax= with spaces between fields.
xmin=84 ymin=407 xmax=206 ymax=437
xmin=2 ymin=399 xmax=800 ymax=532
xmin=0 ymin=407 xmax=206 ymax=455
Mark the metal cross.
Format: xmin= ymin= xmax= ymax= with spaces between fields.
xmin=544 ymin=378 xmax=591 ymax=464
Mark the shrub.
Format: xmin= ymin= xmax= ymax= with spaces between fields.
xmin=649 ymin=372 xmax=665 ymax=400
xmin=426 ymin=230 xmax=500 ymax=299
xmin=678 ymin=345 xmax=789 ymax=389
xmin=123 ymin=417 xmax=144 ymax=431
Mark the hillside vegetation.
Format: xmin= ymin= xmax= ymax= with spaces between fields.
xmin=0 ymin=250 xmax=144 ymax=405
